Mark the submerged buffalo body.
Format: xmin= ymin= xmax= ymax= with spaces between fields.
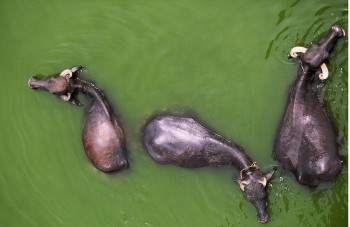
xmin=28 ymin=67 xmax=128 ymax=172
xmin=274 ymin=26 xmax=345 ymax=186
xmin=143 ymin=115 xmax=274 ymax=223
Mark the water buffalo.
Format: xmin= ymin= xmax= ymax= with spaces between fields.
xmin=28 ymin=67 xmax=128 ymax=172
xmin=274 ymin=25 xmax=345 ymax=186
xmin=142 ymin=115 xmax=274 ymax=223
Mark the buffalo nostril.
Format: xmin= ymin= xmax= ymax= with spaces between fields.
xmin=27 ymin=78 xmax=33 ymax=88
xmin=332 ymin=25 xmax=346 ymax=37
xmin=100 ymin=159 xmax=128 ymax=172
xmin=120 ymin=159 xmax=129 ymax=169
xmin=124 ymin=160 xmax=130 ymax=168
xmin=258 ymin=214 xmax=270 ymax=224
xmin=111 ymin=159 xmax=128 ymax=172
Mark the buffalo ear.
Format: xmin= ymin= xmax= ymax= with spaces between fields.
xmin=233 ymin=178 xmax=242 ymax=185
xmin=265 ymin=170 xmax=275 ymax=181
xmin=233 ymin=178 xmax=247 ymax=191
xmin=69 ymin=92 xmax=83 ymax=106
xmin=71 ymin=66 xmax=85 ymax=78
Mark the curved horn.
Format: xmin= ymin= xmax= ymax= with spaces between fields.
xmin=290 ymin=46 xmax=307 ymax=58
xmin=318 ymin=63 xmax=329 ymax=80
xmin=60 ymin=93 xmax=71 ymax=101
xmin=257 ymin=178 xmax=267 ymax=187
xmin=60 ymin=69 xmax=73 ymax=79
xmin=239 ymin=181 xmax=249 ymax=191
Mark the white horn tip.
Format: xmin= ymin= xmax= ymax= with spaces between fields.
xmin=60 ymin=69 xmax=73 ymax=78
xmin=319 ymin=73 xmax=328 ymax=80
xmin=239 ymin=181 xmax=249 ymax=191
xmin=239 ymin=184 xmax=245 ymax=191
xmin=290 ymin=46 xmax=307 ymax=58
xmin=319 ymin=63 xmax=329 ymax=80
xmin=60 ymin=93 xmax=71 ymax=101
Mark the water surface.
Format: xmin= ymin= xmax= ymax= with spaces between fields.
xmin=0 ymin=0 xmax=347 ymax=226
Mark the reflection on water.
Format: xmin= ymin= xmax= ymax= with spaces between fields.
xmin=0 ymin=0 xmax=347 ymax=226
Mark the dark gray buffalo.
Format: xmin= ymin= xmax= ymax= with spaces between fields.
xmin=142 ymin=115 xmax=274 ymax=223
xmin=274 ymin=25 xmax=345 ymax=186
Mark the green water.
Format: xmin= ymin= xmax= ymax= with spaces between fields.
xmin=0 ymin=0 xmax=347 ymax=226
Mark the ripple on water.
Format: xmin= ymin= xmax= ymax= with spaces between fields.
xmin=3 ymin=0 xmax=348 ymax=226
xmin=264 ymin=2 xmax=347 ymax=65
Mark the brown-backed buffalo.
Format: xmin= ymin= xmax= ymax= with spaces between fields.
xmin=28 ymin=67 xmax=128 ymax=172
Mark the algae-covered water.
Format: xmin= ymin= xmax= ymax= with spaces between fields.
xmin=0 ymin=0 xmax=347 ymax=226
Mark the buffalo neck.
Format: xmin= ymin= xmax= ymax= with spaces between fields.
xmin=229 ymin=146 xmax=254 ymax=171
xmin=212 ymin=133 xmax=254 ymax=170
xmin=71 ymin=78 xmax=114 ymax=120
xmin=291 ymin=63 xmax=313 ymax=95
